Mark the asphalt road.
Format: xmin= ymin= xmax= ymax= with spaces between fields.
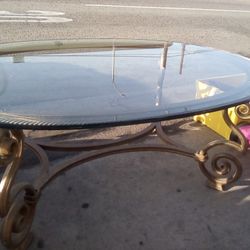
xmin=0 ymin=0 xmax=250 ymax=56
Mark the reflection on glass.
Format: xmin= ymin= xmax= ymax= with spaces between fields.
xmin=0 ymin=39 xmax=249 ymax=128
xmin=0 ymin=64 xmax=7 ymax=97
xmin=155 ymin=43 xmax=169 ymax=107
xmin=112 ymin=43 xmax=126 ymax=97
xmin=179 ymin=44 xmax=186 ymax=75
xmin=13 ymin=55 xmax=24 ymax=63
xmin=196 ymin=74 xmax=247 ymax=99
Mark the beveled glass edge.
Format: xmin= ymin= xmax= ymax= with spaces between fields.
xmin=0 ymin=97 xmax=249 ymax=130
xmin=0 ymin=38 xmax=172 ymax=56
xmin=1 ymin=38 xmax=249 ymax=63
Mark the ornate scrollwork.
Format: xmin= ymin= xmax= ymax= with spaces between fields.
xmin=235 ymin=103 xmax=250 ymax=120
xmin=0 ymin=129 xmax=20 ymax=167
xmin=1 ymin=183 xmax=39 ymax=249
xmin=0 ymin=129 xmax=39 ymax=249
xmin=195 ymin=108 xmax=247 ymax=190
xmin=196 ymin=150 xmax=242 ymax=190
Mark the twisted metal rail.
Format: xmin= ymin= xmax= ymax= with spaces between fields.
xmin=0 ymin=106 xmax=248 ymax=249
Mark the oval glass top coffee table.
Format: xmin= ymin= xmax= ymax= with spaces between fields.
xmin=0 ymin=39 xmax=250 ymax=249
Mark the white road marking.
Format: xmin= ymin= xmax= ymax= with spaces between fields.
xmin=0 ymin=10 xmax=72 ymax=23
xmin=85 ymin=4 xmax=250 ymax=14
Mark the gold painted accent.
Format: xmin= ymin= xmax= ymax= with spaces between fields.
xmin=195 ymin=109 xmax=247 ymax=191
xmin=0 ymin=130 xmax=19 ymax=166
xmin=235 ymin=103 xmax=250 ymax=120
xmin=0 ymin=130 xmax=39 ymax=249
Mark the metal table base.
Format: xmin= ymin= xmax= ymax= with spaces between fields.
xmin=0 ymin=108 xmax=248 ymax=250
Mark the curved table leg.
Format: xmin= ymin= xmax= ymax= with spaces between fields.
xmin=0 ymin=129 xmax=40 ymax=250
xmin=194 ymin=108 xmax=248 ymax=191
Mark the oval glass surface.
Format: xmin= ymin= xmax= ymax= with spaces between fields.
xmin=0 ymin=39 xmax=250 ymax=129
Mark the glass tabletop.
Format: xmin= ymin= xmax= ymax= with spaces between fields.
xmin=0 ymin=39 xmax=250 ymax=130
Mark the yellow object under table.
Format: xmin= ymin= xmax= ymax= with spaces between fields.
xmin=194 ymin=75 xmax=250 ymax=140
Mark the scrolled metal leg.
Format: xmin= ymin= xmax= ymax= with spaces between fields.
xmin=195 ymin=151 xmax=243 ymax=191
xmin=195 ymin=108 xmax=248 ymax=191
xmin=0 ymin=129 xmax=39 ymax=250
